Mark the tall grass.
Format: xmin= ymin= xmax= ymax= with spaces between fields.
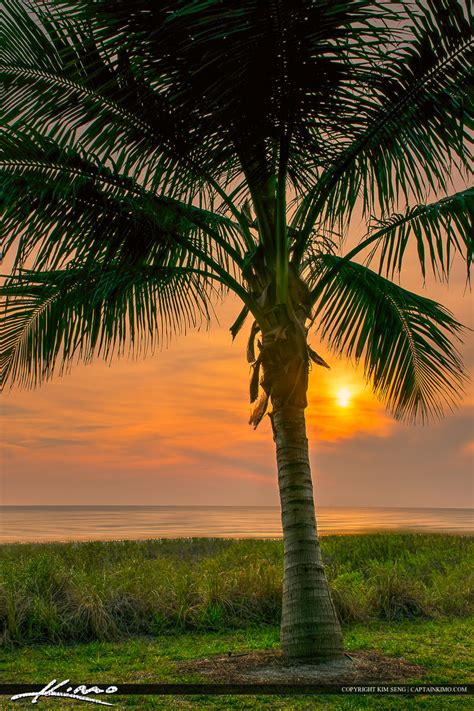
xmin=1 ymin=534 xmax=472 ymax=645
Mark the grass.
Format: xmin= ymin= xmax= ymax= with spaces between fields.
xmin=1 ymin=534 xmax=472 ymax=645
xmin=0 ymin=618 xmax=472 ymax=709
xmin=0 ymin=535 xmax=472 ymax=708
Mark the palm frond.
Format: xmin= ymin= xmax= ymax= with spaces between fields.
xmin=365 ymin=189 xmax=474 ymax=281
xmin=309 ymin=255 xmax=467 ymax=422
xmin=1 ymin=0 xmax=237 ymax=198
xmin=2 ymin=0 xmax=403 ymax=215
xmin=65 ymin=0 xmax=391 ymax=185
xmin=1 ymin=0 xmax=471 ymax=421
xmin=292 ymin=0 xmax=473 ymax=257
xmin=0 ymin=129 xmax=246 ymax=285
xmin=1 ymin=262 xmax=216 ymax=389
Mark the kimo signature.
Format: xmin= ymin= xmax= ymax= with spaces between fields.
xmin=11 ymin=678 xmax=118 ymax=705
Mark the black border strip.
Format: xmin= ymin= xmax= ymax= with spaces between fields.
xmin=1 ymin=684 xmax=473 ymax=696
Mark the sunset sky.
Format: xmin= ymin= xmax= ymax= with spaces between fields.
xmin=1 ymin=246 xmax=472 ymax=508
xmin=1 ymin=1 xmax=472 ymax=513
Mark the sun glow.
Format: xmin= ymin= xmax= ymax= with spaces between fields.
xmin=336 ymin=387 xmax=352 ymax=408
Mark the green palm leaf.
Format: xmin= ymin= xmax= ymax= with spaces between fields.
xmin=1 ymin=262 xmax=216 ymax=389
xmin=0 ymin=129 xmax=246 ymax=285
xmin=310 ymin=255 xmax=466 ymax=422
xmin=365 ymin=189 xmax=474 ymax=280
xmin=292 ymin=0 xmax=473 ymax=257
xmin=1 ymin=0 xmax=471 ymax=420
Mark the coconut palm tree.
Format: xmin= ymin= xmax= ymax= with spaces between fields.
xmin=1 ymin=0 xmax=472 ymax=661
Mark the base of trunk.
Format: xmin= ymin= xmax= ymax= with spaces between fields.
xmin=281 ymin=562 xmax=344 ymax=661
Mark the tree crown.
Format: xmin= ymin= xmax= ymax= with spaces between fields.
xmin=1 ymin=0 xmax=472 ymax=422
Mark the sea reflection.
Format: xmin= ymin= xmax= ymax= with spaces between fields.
xmin=1 ymin=506 xmax=472 ymax=543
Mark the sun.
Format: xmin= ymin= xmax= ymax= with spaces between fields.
xmin=336 ymin=387 xmax=352 ymax=408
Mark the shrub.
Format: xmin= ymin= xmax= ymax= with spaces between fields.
xmin=1 ymin=534 xmax=471 ymax=644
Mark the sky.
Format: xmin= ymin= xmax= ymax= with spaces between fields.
xmin=1 ymin=248 xmax=473 ymax=508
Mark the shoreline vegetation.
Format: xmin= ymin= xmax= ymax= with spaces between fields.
xmin=1 ymin=533 xmax=472 ymax=709
xmin=1 ymin=534 xmax=472 ymax=646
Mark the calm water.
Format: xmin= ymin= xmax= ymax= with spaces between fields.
xmin=1 ymin=506 xmax=472 ymax=543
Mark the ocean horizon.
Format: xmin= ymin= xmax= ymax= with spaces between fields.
xmin=1 ymin=505 xmax=472 ymax=543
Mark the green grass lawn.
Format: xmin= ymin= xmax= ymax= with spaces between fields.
xmin=0 ymin=618 xmax=472 ymax=709
xmin=1 ymin=535 xmax=472 ymax=709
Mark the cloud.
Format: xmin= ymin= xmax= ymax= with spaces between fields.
xmin=313 ymin=411 xmax=474 ymax=508
xmin=2 ymin=293 xmax=472 ymax=506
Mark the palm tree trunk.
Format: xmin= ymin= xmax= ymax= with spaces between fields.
xmin=271 ymin=404 xmax=344 ymax=661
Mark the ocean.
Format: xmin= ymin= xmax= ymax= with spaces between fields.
xmin=1 ymin=506 xmax=472 ymax=543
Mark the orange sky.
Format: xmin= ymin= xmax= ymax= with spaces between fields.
xmin=1 ymin=248 xmax=472 ymax=508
